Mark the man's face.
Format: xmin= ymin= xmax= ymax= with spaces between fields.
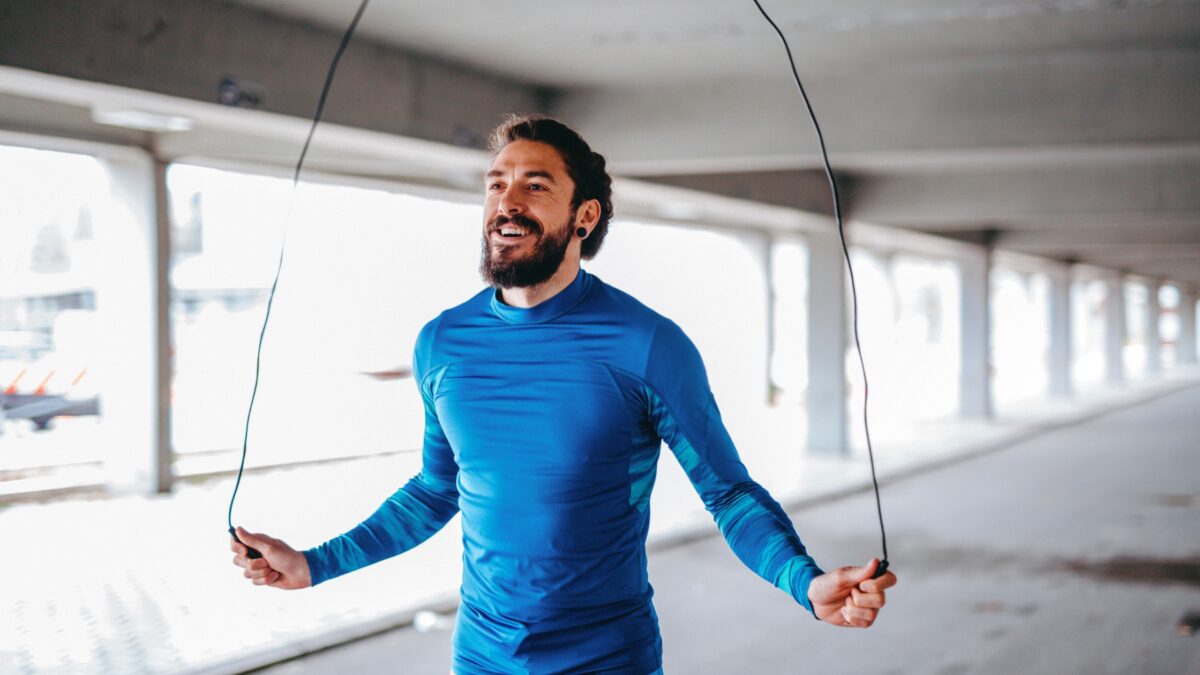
xmin=479 ymin=140 xmax=578 ymax=289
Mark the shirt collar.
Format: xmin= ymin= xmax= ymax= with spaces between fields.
xmin=490 ymin=267 xmax=593 ymax=325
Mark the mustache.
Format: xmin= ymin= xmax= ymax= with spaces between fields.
xmin=487 ymin=213 xmax=542 ymax=235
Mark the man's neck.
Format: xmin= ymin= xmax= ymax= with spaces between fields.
xmin=498 ymin=261 xmax=581 ymax=309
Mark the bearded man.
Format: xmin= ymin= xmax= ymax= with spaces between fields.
xmin=232 ymin=114 xmax=897 ymax=674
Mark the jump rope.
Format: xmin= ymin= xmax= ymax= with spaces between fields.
xmin=229 ymin=0 xmax=889 ymax=579
xmin=226 ymin=0 xmax=372 ymax=559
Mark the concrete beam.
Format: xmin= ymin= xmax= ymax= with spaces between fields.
xmin=994 ymin=225 xmax=1200 ymax=286
xmin=560 ymin=49 xmax=1200 ymax=174
xmin=1083 ymin=245 xmax=1200 ymax=263
xmin=0 ymin=0 xmax=547 ymax=150
xmin=998 ymin=223 xmax=1200 ymax=247
xmin=849 ymin=160 xmax=1200 ymax=228
xmin=1116 ymin=260 xmax=1200 ymax=282
xmin=646 ymin=170 xmax=841 ymax=217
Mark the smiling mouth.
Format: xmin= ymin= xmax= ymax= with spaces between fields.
xmin=491 ymin=229 xmax=533 ymax=243
xmin=488 ymin=212 xmax=542 ymax=246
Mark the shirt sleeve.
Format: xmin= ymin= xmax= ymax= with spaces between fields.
xmin=643 ymin=319 xmax=824 ymax=614
xmin=302 ymin=318 xmax=461 ymax=586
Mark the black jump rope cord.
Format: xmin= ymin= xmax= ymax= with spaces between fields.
xmin=227 ymin=0 xmax=372 ymax=559
xmin=230 ymin=0 xmax=890 ymax=577
xmin=752 ymin=0 xmax=889 ymax=577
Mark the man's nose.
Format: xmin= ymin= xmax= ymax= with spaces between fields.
xmin=496 ymin=186 xmax=525 ymax=215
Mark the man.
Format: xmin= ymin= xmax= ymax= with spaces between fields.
xmin=231 ymin=115 xmax=897 ymax=673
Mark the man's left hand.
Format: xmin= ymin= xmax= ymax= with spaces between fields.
xmin=807 ymin=558 xmax=897 ymax=628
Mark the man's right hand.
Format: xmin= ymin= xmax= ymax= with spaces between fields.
xmin=230 ymin=526 xmax=313 ymax=590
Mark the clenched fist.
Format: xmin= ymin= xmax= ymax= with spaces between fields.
xmin=807 ymin=558 xmax=897 ymax=628
xmin=230 ymin=526 xmax=312 ymax=590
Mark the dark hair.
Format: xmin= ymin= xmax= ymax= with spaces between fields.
xmin=488 ymin=114 xmax=613 ymax=260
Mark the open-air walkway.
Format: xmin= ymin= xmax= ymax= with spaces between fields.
xmin=259 ymin=378 xmax=1200 ymax=675
xmin=1 ymin=371 xmax=1197 ymax=674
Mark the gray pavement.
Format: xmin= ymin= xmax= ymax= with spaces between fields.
xmin=257 ymin=384 xmax=1200 ymax=675
xmin=2 ymin=376 xmax=1196 ymax=674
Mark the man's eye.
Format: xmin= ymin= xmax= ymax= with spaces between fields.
xmin=488 ymin=183 xmax=503 ymax=191
xmin=528 ymin=184 xmax=545 ymax=191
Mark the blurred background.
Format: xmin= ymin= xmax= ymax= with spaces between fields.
xmin=0 ymin=1 xmax=1197 ymax=673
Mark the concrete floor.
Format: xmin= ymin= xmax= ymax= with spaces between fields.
xmin=255 ymin=384 xmax=1200 ymax=674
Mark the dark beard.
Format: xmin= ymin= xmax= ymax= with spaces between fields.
xmin=479 ymin=211 xmax=575 ymax=289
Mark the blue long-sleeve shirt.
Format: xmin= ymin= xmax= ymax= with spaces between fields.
xmin=303 ymin=268 xmax=823 ymax=673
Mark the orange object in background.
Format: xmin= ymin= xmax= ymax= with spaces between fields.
xmin=5 ymin=367 xmax=26 ymax=396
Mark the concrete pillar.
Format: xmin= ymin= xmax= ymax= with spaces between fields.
xmin=1104 ymin=272 xmax=1126 ymax=386
xmin=761 ymin=235 xmax=777 ymax=404
xmin=1144 ymin=280 xmax=1162 ymax=375
xmin=1179 ymin=287 xmax=1198 ymax=365
xmin=151 ymin=159 xmax=173 ymax=493
xmin=959 ymin=247 xmax=992 ymax=418
xmin=1047 ymin=263 xmax=1073 ymax=397
xmin=97 ymin=152 xmax=172 ymax=494
xmin=806 ymin=230 xmax=848 ymax=455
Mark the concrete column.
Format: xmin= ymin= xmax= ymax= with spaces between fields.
xmin=1047 ymin=263 xmax=1073 ymax=397
xmin=761 ymin=235 xmax=777 ymax=404
xmin=1104 ymin=272 xmax=1127 ymax=386
xmin=152 ymin=159 xmax=174 ymax=493
xmin=806 ymin=229 xmax=848 ymax=455
xmin=1144 ymin=280 xmax=1162 ymax=375
xmin=1179 ymin=287 xmax=1198 ymax=365
xmin=97 ymin=153 xmax=172 ymax=494
xmin=959 ymin=247 xmax=992 ymax=419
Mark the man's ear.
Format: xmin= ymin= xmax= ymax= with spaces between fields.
xmin=578 ymin=199 xmax=602 ymax=228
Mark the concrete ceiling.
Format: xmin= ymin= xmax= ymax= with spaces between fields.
xmin=1 ymin=0 xmax=1198 ymax=284
xmin=226 ymin=0 xmax=1200 ymax=283
xmin=226 ymin=0 xmax=1200 ymax=86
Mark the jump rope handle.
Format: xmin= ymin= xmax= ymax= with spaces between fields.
xmin=872 ymin=559 xmax=890 ymax=579
xmin=229 ymin=526 xmax=263 ymax=560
